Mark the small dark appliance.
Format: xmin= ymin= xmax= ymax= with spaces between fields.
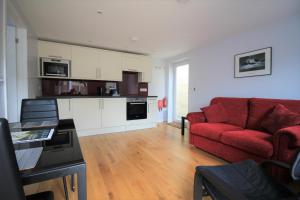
xmin=127 ymin=98 xmax=147 ymax=120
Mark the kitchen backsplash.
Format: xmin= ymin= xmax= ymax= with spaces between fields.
xmin=42 ymin=79 xmax=119 ymax=96
xmin=42 ymin=75 xmax=148 ymax=96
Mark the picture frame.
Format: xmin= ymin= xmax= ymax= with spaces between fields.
xmin=234 ymin=47 xmax=272 ymax=78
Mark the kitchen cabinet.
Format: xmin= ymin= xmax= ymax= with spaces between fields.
xmin=98 ymin=50 xmax=122 ymax=81
xmin=38 ymin=40 xmax=153 ymax=82
xmin=38 ymin=41 xmax=71 ymax=60
xmin=147 ymin=98 xmax=158 ymax=124
xmin=139 ymin=56 xmax=152 ymax=83
xmin=122 ymin=53 xmax=142 ymax=72
xmin=57 ymin=99 xmax=72 ymax=119
xmin=101 ymin=98 xmax=126 ymax=128
xmin=71 ymin=46 xmax=99 ymax=79
xmin=55 ymin=97 xmax=157 ymax=136
xmin=71 ymin=98 xmax=101 ymax=130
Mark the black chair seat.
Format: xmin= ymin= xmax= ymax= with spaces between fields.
xmin=26 ymin=191 xmax=54 ymax=200
xmin=194 ymin=160 xmax=298 ymax=200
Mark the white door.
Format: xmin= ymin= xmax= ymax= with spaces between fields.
xmin=174 ymin=63 xmax=189 ymax=121
xmin=57 ymin=99 xmax=72 ymax=119
xmin=71 ymin=46 xmax=98 ymax=79
xmin=71 ymin=98 xmax=101 ymax=130
xmin=101 ymin=98 xmax=126 ymax=128
xmin=6 ymin=25 xmax=18 ymax=122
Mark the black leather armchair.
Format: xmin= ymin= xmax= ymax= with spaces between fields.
xmin=194 ymin=154 xmax=300 ymax=200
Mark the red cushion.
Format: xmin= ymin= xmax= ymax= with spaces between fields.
xmin=201 ymin=103 xmax=229 ymax=123
xmin=247 ymin=98 xmax=300 ymax=130
xmin=190 ymin=123 xmax=242 ymax=141
xmin=210 ymin=97 xmax=249 ymax=128
xmin=220 ymin=129 xmax=273 ymax=157
xmin=261 ymin=104 xmax=300 ymax=134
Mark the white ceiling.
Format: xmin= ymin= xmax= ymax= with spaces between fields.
xmin=15 ymin=0 xmax=300 ymax=58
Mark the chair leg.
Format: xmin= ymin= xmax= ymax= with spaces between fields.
xmin=63 ymin=177 xmax=69 ymax=200
xmin=194 ymin=169 xmax=204 ymax=200
xmin=71 ymin=174 xmax=75 ymax=192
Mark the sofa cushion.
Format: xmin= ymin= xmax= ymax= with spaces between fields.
xmin=190 ymin=123 xmax=242 ymax=141
xmin=201 ymin=103 xmax=229 ymax=123
xmin=210 ymin=97 xmax=249 ymax=128
xmin=261 ymin=104 xmax=300 ymax=134
xmin=247 ymin=98 xmax=300 ymax=130
xmin=220 ymin=129 xmax=273 ymax=157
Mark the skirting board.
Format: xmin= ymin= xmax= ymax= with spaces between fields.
xmin=77 ymin=123 xmax=157 ymax=137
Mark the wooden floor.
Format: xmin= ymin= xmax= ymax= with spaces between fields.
xmin=25 ymin=124 xmax=225 ymax=200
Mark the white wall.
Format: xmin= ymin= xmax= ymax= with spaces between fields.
xmin=7 ymin=0 xmax=40 ymax=98
xmin=167 ymin=14 xmax=300 ymax=113
xmin=0 ymin=0 xmax=7 ymax=118
xmin=148 ymin=58 xmax=168 ymax=122
xmin=5 ymin=0 xmax=40 ymax=121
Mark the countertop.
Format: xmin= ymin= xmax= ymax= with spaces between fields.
xmin=38 ymin=95 xmax=158 ymax=99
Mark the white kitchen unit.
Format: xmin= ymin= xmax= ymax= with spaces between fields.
xmin=101 ymin=98 xmax=126 ymax=127
xmin=37 ymin=40 xmax=153 ymax=82
xmin=71 ymin=46 xmax=99 ymax=80
xmin=71 ymin=98 xmax=101 ymax=130
xmin=139 ymin=56 xmax=152 ymax=83
xmin=98 ymin=50 xmax=123 ymax=81
xmin=38 ymin=41 xmax=71 ymax=60
xmin=56 ymin=97 xmax=158 ymax=136
xmin=122 ymin=53 xmax=141 ymax=72
xmin=147 ymin=98 xmax=158 ymax=125
xmin=57 ymin=98 xmax=72 ymax=119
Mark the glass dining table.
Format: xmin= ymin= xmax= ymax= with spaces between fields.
xmin=10 ymin=119 xmax=86 ymax=200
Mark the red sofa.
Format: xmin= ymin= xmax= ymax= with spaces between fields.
xmin=187 ymin=97 xmax=300 ymax=167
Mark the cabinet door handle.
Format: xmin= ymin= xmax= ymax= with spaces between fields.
xmin=69 ymin=100 xmax=71 ymax=111
xmin=102 ymin=99 xmax=104 ymax=109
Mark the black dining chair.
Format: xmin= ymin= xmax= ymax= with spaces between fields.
xmin=0 ymin=118 xmax=54 ymax=200
xmin=194 ymin=154 xmax=300 ymax=200
xmin=20 ymin=98 xmax=74 ymax=200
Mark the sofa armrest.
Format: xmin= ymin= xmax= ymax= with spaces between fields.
xmin=186 ymin=112 xmax=206 ymax=125
xmin=273 ymin=125 xmax=300 ymax=163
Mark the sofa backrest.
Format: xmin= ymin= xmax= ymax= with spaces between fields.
xmin=247 ymin=98 xmax=300 ymax=130
xmin=210 ymin=97 xmax=249 ymax=128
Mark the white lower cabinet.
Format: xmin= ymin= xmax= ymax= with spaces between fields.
xmin=57 ymin=99 xmax=72 ymax=119
xmin=101 ymin=98 xmax=126 ymax=128
xmin=57 ymin=97 xmax=157 ymax=136
xmin=147 ymin=98 xmax=158 ymax=124
xmin=71 ymin=98 xmax=101 ymax=130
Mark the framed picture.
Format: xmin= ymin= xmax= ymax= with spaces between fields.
xmin=234 ymin=47 xmax=272 ymax=78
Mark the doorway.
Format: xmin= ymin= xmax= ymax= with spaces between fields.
xmin=174 ymin=63 xmax=189 ymax=122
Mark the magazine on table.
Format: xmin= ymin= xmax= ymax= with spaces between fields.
xmin=10 ymin=121 xmax=58 ymax=129
xmin=11 ymin=128 xmax=55 ymax=144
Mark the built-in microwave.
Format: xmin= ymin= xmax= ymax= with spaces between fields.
xmin=40 ymin=57 xmax=70 ymax=78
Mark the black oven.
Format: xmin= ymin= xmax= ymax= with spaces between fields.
xmin=127 ymin=98 xmax=147 ymax=120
